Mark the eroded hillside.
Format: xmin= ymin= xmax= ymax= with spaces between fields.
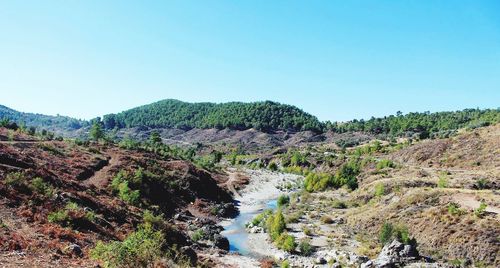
xmin=0 ymin=128 xmax=236 ymax=267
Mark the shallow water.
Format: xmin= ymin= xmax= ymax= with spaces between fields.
xmin=222 ymin=199 xmax=277 ymax=256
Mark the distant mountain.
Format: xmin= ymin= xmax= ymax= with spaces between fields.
xmin=102 ymin=99 xmax=324 ymax=132
xmin=0 ymin=104 xmax=88 ymax=132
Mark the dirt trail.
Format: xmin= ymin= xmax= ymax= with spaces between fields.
xmin=451 ymin=192 xmax=500 ymax=214
xmin=83 ymin=152 xmax=121 ymax=188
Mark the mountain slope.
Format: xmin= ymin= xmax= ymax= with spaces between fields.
xmin=0 ymin=105 xmax=87 ymax=132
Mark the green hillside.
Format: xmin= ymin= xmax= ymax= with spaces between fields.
xmin=102 ymin=99 xmax=324 ymax=132
xmin=0 ymin=104 xmax=87 ymax=130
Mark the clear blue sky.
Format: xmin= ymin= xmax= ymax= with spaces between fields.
xmin=1 ymin=1 xmax=499 ymax=121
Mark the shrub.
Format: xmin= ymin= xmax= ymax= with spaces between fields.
xmin=251 ymin=209 xmax=273 ymax=227
xmin=379 ymin=223 xmax=416 ymax=245
xmin=48 ymin=210 xmax=70 ymax=225
xmin=302 ymin=226 xmax=313 ymax=236
xmin=30 ymin=177 xmax=54 ymax=197
xmin=281 ymin=260 xmax=290 ymax=268
xmin=5 ymin=172 xmax=26 ymax=187
xmin=191 ymin=229 xmax=205 ymax=242
xmin=275 ymin=232 xmax=296 ymax=252
xmin=437 ymin=173 xmax=449 ymax=188
xmin=268 ymin=162 xmax=278 ymax=171
xmin=320 ymin=215 xmax=334 ymax=224
xmin=299 ymin=239 xmax=314 ymax=256
xmin=90 ymin=225 xmax=165 ymax=268
xmin=376 ymin=159 xmax=395 ymax=170
xmin=476 ymin=178 xmax=488 ymax=189
xmin=331 ymin=199 xmax=347 ymax=209
xmin=266 ymin=210 xmax=286 ymax=241
xmin=277 ymin=195 xmax=290 ymax=208
xmin=447 ymin=203 xmax=464 ymax=216
xmin=379 ymin=222 xmax=394 ymax=244
xmin=111 ymin=171 xmax=140 ymax=205
xmin=474 ymin=202 xmax=487 ymax=218
xmin=374 ymin=183 xmax=386 ymax=197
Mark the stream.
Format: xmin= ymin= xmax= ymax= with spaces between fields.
xmin=221 ymin=199 xmax=277 ymax=257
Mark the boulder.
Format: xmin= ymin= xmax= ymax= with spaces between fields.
xmin=372 ymin=240 xmax=419 ymax=267
xmin=213 ymin=234 xmax=230 ymax=251
xmin=315 ymin=257 xmax=327 ymax=264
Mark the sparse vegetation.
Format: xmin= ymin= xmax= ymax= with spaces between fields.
xmin=376 ymin=159 xmax=395 ymax=170
xmin=379 ymin=223 xmax=416 ymax=246
xmin=5 ymin=172 xmax=26 ymax=188
xmin=447 ymin=203 xmax=464 ymax=216
xmin=374 ymin=183 xmax=386 ymax=197
xmin=474 ymin=202 xmax=487 ymax=218
xmin=299 ymin=239 xmax=314 ymax=256
xmin=90 ymin=225 xmax=165 ymax=268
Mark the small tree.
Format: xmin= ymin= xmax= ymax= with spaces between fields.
xmin=149 ymin=131 xmax=162 ymax=144
xmin=379 ymin=222 xmax=393 ymax=244
xmin=90 ymin=121 xmax=104 ymax=141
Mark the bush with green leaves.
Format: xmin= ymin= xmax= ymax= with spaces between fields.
xmin=250 ymin=209 xmax=273 ymax=227
xmin=90 ymin=225 xmax=165 ymax=268
xmin=374 ymin=183 xmax=386 ymax=197
xmin=437 ymin=173 xmax=449 ymax=188
xmin=474 ymin=202 xmax=487 ymax=218
xmin=265 ymin=210 xmax=286 ymax=241
xmin=111 ymin=170 xmax=141 ymax=205
xmin=447 ymin=203 xmax=464 ymax=216
xmin=268 ymin=162 xmax=278 ymax=171
xmin=277 ymin=195 xmax=290 ymax=208
xmin=191 ymin=229 xmax=205 ymax=242
xmin=299 ymin=239 xmax=314 ymax=256
xmin=29 ymin=177 xmax=54 ymax=197
xmin=376 ymin=159 xmax=395 ymax=170
xmin=379 ymin=223 xmax=416 ymax=246
xmin=48 ymin=210 xmax=70 ymax=225
xmin=275 ymin=232 xmax=296 ymax=252
xmin=5 ymin=172 xmax=26 ymax=188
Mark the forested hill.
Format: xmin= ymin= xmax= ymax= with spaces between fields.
xmin=102 ymin=99 xmax=324 ymax=132
xmin=0 ymin=104 xmax=87 ymax=131
xmin=326 ymin=108 xmax=500 ymax=138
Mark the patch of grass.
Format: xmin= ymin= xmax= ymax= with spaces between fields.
xmin=331 ymin=199 xmax=347 ymax=209
xmin=29 ymin=177 xmax=54 ymax=197
xmin=474 ymin=202 xmax=487 ymax=218
xmin=48 ymin=210 xmax=70 ymax=225
xmin=376 ymin=159 xmax=395 ymax=170
xmin=437 ymin=173 xmax=449 ymax=188
xmin=90 ymin=225 xmax=165 ymax=268
xmin=447 ymin=202 xmax=464 ymax=216
xmin=5 ymin=172 xmax=26 ymax=188
xmin=191 ymin=229 xmax=205 ymax=242
xmin=374 ymin=182 xmax=386 ymax=197
xmin=38 ymin=143 xmax=64 ymax=156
